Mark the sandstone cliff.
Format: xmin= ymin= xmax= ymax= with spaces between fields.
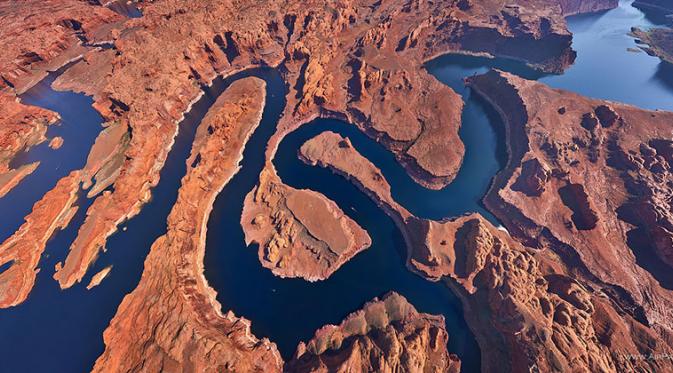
xmin=286 ymin=292 xmax=461 ymax=373
xmin=299 ymin=129 xmax=673 ymax=372
xmin=48 ymin=0 xmax=613 ymax=291
xmin=242 ymin=169 xmax=371 ymax=281
xmin=468 ymin=69 xmax=673 ymax=360
xmin=0 ymin=171 xmax=81 ymax=308
xmin=93 ymin=77 xmax=284 ymax=372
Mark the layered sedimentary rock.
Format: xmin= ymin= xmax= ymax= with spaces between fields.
xmin=43 ymin=0 xmax=619 ymax=291
xmin=48 ymin=137 xmax=64 ymax=150
xmin=86 ymin=266 xmax=112 ymax=290
xmin=0 ymin=1 xmax=124 ymax=199
xmin=0 ymin=171 xmax=81 ymax=308
xmin=93 ymin=78 xmax=284 ymax=372
xmin=631 ymin=27 xmax=673 ymax=64
xmin=242 ymin=169 xmax=371 ymax=281
xmin=0 ymin=0 xmax=123 ymax=94
xmin=299 ymin=130 xmax=673 ymax=372
xmin=299 ymin=131 xmax=455 ymax=281
xmin=468 ymin=70 xmax=673 ymax=347
xmin=0 ymin=94 xmax=58 ymax=170
xmin=0 ymin=162 xmax=40 ymax=199
xmin=51 ymin=0 xmax=288 ymax=289
xmin=286 ymin=292 xmax=461 ymax=373
xmin=0 ymin=93 xmax=59 ymax=196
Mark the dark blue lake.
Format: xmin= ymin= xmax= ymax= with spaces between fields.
xmin=1 ymin=1 xmax=672 ymax=372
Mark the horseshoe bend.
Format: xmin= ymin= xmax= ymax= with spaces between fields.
xmin=1 ymin=0 xmax=673 ymax=372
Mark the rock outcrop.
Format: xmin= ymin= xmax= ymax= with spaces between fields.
xmin=468 ymin=69 xmax=673 ymax=350
xmin=286 ymin=292 xmax=461 ymax=373
xmin=631 ymin=27 xmax=673 ymax=65
xmin=93 ymin=78 xmax=284 ymax=372
xmin=242 ymin=169 xmax=371 ymax=281
xmin=0 ymin=93 xmax=59 ymax=197
xmin=299 ymin=129 xmax=673 ymax=372
xmin=0 ymin=171 xmax=81 ymax=308
xmin=0 ymin=0 xmax=123 ymax=94
xmin=45 ymin=0 xmax=616 ymax=291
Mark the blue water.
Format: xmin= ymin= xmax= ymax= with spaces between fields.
xmin=0 ymin=69 xmax=103 ymax=243
xmin=1 ymin=1 xmax=672 ymax=372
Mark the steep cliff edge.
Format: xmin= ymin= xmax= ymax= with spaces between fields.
xmin=46 ymin=0 xmax=611 ymax=290
xmin=92 ymin=78 xmax=283 ymax=372
xmin=299 ymin=130 xmax=673 ymax=372
xmin=286 ymin=292 xmax=461 ymax=373
xmin=0 ymin=171 xmax=81 ymax=308
xmin=631 ymin=27 xmax=673 ymax=64
xmin=468 ymin=69 xmax=673 ymax=346
xmin=241 ymin=169 xmax=371 ymax=281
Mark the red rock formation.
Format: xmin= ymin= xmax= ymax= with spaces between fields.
xmin=93 ymin=78 xmax=284 ymax=372
xmin=631 ymin=27 xmax=673 ymax=65
xmin=0 ymin=93 xmax=59 ymax=194
xmin=286 ymin=292 xmax=461 ymax=373
xmin=46 ymin=0 xmax=616 ymax=288
xmin=52 ymin=49 xmax=116 ymax=99
xmin=0 ymin=0 xmax=123 ymax=93
xmin=0 ymin=171 xmax=81 ymax=308
xmin=51 ymin=0 xmax=288 ymax=289
xmin=468 ymin=69 xmax=673 ymax=346
xmin=86 ymin=265 xmax=112 ymax=290
xmin=0 ymin=0 xmax=123 ymax=198
xmin=299 ymin=130 xmax=673 ymax=372
xmin=49 ymin=136 xmax=64 ymax=150
xmin=242 ymin=169 xmax=371 ymax=281
xmin=0 ymin=162 xmax=40 ymax=199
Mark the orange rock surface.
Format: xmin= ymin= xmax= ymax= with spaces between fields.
xmin=468 ymin=70 xmax=673 ymax=364
xmin=242 ymin=169 xmax=371 ymax=281
xmin=0 ymin=171 xmax=81 ymax=308
xmin=48 ymin=136 xmax=64 ymax=150
xmin=92 ymin=77 xmax=284 ymax=372
xmin=0 ymin=92 xmax=58 ymax=178
xmin=0 ymin=0 xmax=123 ymax=94
xmin=0 ymin=162 xmax=39 ymax=199
xmin=44 ymin=0 xmax=621 ymax=291
xmin=86 ymin=265 xmax=112 ymax=290
xmin=286 ymin=292 xmax=461 ymax=373
xmin=298 ymin=129 xmax=673 ymax=372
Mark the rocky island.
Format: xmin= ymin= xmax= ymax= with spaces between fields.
xmin=1 ymin=0 xmax=673 ymax=372
xmin=242 ymin=169 xmax=372 ymax=281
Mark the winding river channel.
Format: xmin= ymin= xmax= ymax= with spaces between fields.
xmin=1 ymin=1 xmax=672 ymax=372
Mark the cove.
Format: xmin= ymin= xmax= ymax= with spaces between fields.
xmin=0 ymin=1 xmax=671 ymax=372
xmin=0 ymin=68 xmax=102 ymax=242
xmin=0 ymin=67 xmax=283 ymax=372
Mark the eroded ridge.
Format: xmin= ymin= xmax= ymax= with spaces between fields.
xmin=631 ymin=27 xmax=673 ymax=65
xmin=93 ymin=78 xmax=284 ymax=372
xmin=286 ymin=292 xmax=461 ymax=373
xmin=0 ymin=94 xmax=59 ymax=198
xmin=298 ymin=130 xmax=673 ymax=372
xmin=241 ymin=168 xmax=371 ymax=281
xmin=0 ymin=171 xmax=81 ymax=308
xmin=467 ymin=70 xmax=673 ymax=362
xmin=35 ymin=0 xmax=619 ymax=289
